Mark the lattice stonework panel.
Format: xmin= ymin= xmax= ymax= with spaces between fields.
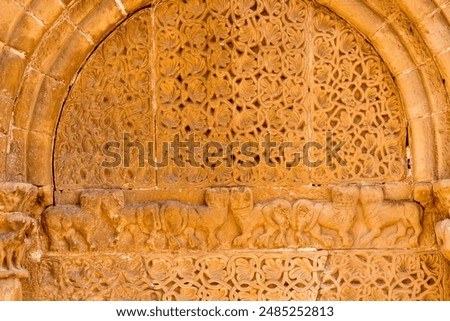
xmin=54 ymin=0 xmax=407 ymax=190
xmin=318 ymin=251 xmax=445 ymax=301
xmin=54 ymin=10 xmax=154 ymax=189
xmin=32 ymin=251 xmax=445 ymax=301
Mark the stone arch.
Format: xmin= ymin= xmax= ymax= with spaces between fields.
xmin=6 ymin=0 xmax=447 ymax=189
xmin=1 ymin=0 xmax=450 ymax=302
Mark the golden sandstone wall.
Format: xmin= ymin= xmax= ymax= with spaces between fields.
xmin=1 ymin=0 xmax=450 ymax=301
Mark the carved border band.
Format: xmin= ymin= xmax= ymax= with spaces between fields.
xmin=32 ymin=250 xmax=446 ymax=301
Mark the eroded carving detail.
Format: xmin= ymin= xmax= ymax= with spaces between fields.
xmin=0 ymin=213 xmax=36 ymax=278
xmin=54 ymin=9 xmax=154 ymax=189
xmin=37 ymin=252 xmax=327 ymax=300
xmin=55 ymin=0 xmax=407 ymax=190
xmin=436 ymin=219 xmax=450 ymax=261
xmin=292 ymin=186 xmax=359 ymax=248
xmin=158 ymin=188 xmax=230 ymax=250
xmin=44 ymin=190 xmax=124 ymax=252
xmin=230 ymin=187 xmax=292 ymax=249
xmin=117 ymin=202 xmax=160 ymax=251
xmin=44 ymin=186 xmax=424 ymax=252
xmin=359 ymin=186 xmax=423 ymax=247
xmin=319 ymin=251 xmax=445 ymax=301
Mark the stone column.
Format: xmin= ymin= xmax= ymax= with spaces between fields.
xmin=0 ymin=183 xmax=50 ymax=300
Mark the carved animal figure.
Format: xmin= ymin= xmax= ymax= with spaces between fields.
xmin=43 ymin=190 xmax=124 ymax=251
xmin=435 ymin=219 xmax=450 ymax=261
xmin=158 ymin=188 xmax=230 ymax=249
xmin=229 ymin=187 xmax=292 ymax=248
xmin=359 ymin=186 xmax=423 ymax=247
xmin=116 ymin=202 xmax=160 ymax=250
xmin=291 ymin=186 xmax=360 ymax=248
xmin=0 ymin=212 xmax=36 ymax=272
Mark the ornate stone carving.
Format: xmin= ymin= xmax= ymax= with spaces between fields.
xmin=54 ymin=9 xmax=154 ymax=190
xmin=117 ymin=202 xmax=160 ymax=251
xmin=158 ymin=188 xmax=230 ymax=250
xmin=0 ymin=183 xmax=43 ymax=301
xmin=32 ymin=250 xmax=444 ymax=301
xmin=44 ymin=186 xmax=425 ymax=252
xmin=55 ymin=0 xmax=407 ymax=190
xmin=436 ymin=219 xmax=450 ymax=261
xmin=36 ymin=0 xmax=445 ymax=301
xmin=292 ymin=186 xmax=359 ymax=248
xmin=0 ymin=212 xmax=35 ymax=278
xmin=359 ymin=186 xmax=423 ymax=247
xmin=36 ymin=251 xmax=328 ymax=300
xmin=229 ymin=187 xmax=292 ymax=249
xmin=319 ymin=251 xmax=445 ymax=301
xmin=44 ymin=190 xmax=124 ymax=252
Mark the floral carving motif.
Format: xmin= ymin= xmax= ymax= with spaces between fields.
xmin=36 ymin=252 xmax=327 ymax=300
xmin=155 ymin=0 xmax=406 ymax=186
xmin=34 ymin=250 xmax=444 ymax=301
xmin=55 ymin=1 xmax=407 ymax=190
xmin=319 ymin=251 xmax=445 ymax=301
xmin=54 ymin=10 xmax=153 ymax=190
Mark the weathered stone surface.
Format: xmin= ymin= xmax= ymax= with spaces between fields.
xmin=29 ymin=250 xmax=445 ymax=301
xmin=0 ymin=45 xmax=26 ymax=99
xmin=0 ymin=97 xmax=13 ymax=135
xmin=0 ymin=278 xmax=22 ymax=301
xmin=0 ymin=0 xmax=24 ymax=44
xmin=7 ymin=12 xmax=47 ymax=55
xmin=1 ymin=0 xmax=450 ymax=302
xmin=27 ymin=0 xmax=64 ymax=26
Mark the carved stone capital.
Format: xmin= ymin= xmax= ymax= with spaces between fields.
xmin=0 ymin=183 xmax=47 ymax=300
xmin=433 ymin=180 xmax=450 ymax=218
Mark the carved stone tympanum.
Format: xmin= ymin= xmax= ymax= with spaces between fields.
xmin=54 ymin=0 xmax=407 ymax=190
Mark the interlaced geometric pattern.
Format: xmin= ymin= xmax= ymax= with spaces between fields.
xmin=33 ymin=251 xmax=444 ymax=301
xmin=54 ymin=10 xmax=153 ymax=189
xmin=318 ymin=251 xmax=445 ymax=301
xmin=54 ymin=0 xmax=406 ymax=190
xmin=36 ymin=252 xmax=328 ymax=300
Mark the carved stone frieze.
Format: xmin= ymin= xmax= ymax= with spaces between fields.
xmin=31 ymin=250 xmax=444 ymax=301
xmin=43 ymin=186 xmax=425 ymax=252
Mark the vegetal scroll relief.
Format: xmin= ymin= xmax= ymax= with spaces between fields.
xmin=35 ymin=250 xmax=444 ymax=301
xmin=55 ymin=0 xmax=407 ymax=190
